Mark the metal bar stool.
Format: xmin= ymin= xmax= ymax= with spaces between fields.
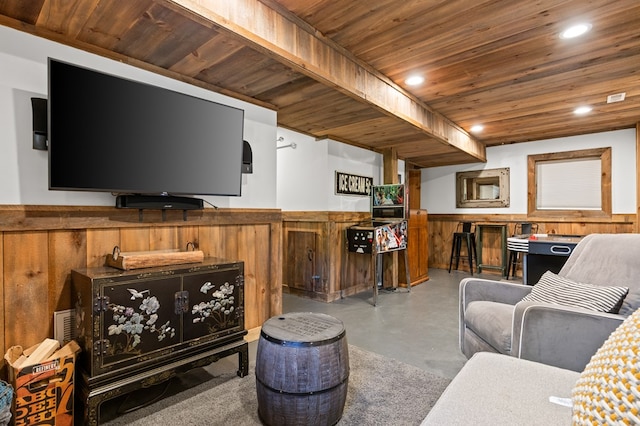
xmin=506 ymin=237 xmax=529 ymax=279
xmin=448 ymin=222 xmax=478 ymax=275
xmin=506 ymin=222 xmax=537 ymax=280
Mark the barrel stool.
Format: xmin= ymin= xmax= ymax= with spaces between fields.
xmin=255 ymin=312 xmax=350 ymax=426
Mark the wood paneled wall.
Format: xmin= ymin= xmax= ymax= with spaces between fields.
xmin=282 ymin=211 xmax=372 ymax=302
xmin=0 ymin=206 xmax=282 ymax=360
xmin=5 ymin=205 xmax=633 ymax=361
xmin=283 ymin=210 xmax=428 ymax=302
xmin=428 ymin=214 xmax=637 ymax=273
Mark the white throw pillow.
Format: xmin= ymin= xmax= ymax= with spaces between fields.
xmin=520 ymin=271 xmax=628 ymax=313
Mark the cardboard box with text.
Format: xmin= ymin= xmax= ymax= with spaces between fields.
xmin=5 ymin=340 xmax=80 ymax=426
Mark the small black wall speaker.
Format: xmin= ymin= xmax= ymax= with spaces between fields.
xmin=31 ymin=97 xmax=48 ymax=150
xmin=242 ymin=140 xmax=253 ymax=174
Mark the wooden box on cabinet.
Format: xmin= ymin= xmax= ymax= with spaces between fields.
xmin=71 ymin=258 xmax=248 ymax=425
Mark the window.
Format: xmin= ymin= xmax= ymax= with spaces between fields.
xmin=527 ymin=147 xmax=611 ymax=218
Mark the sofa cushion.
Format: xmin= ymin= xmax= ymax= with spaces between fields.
xmin=422 ymin=352 xmax=579 ymax=425
xmin=521 ymin=271 xmax=629 ymax=313
xmin=572 ymin=307 xmax=640 ymax=424
xmin=464 ymin=301 xmax=513 ymax=354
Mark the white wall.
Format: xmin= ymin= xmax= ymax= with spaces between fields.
xmin=0 ymin=25 xmax=277 ymax=208
xmin=276 ymin=127 xmax=406 ymax=212
xmin=422 ymin=129 xmax=637 ymax=214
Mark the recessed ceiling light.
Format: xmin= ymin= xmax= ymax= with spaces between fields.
xmin=560 ymin=23 xmax=592 ymax=39
xmin=470 ymin=124 xmax=484 ymax=133
xmin=405 ymin=75 xmax=424 ymax=86
xmin=574 ymin=106 xmax=592 ymax=115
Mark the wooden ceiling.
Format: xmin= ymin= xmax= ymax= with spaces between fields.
xmin=0 ymin=0 xmax=638 ymax=168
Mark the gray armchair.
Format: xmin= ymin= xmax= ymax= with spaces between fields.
xmin=459 ymin=233 xmax=640 ymax=372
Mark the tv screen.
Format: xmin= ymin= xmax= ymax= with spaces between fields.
xmin=371 ymin=184 xmax=406 ymax=220
xmin=48 ymin=59 xmax=244 ymax=197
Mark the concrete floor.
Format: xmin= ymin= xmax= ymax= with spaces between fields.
xmin=206 ymin=266 xmax=503 ymax=381
xmin=253 ymin=266 xmax=505 ymax=379
xmin=281 ymin=267 xmax=493 ymax=379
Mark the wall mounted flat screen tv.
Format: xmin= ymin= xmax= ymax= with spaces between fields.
xmin=48 ymin=58 xmax=244 ymax=198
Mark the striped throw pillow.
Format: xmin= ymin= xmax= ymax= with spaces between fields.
xmin=520 ymin=271 xmax=628 ymax=313
xmin=572 ymin=307 xmax=640 ymax=424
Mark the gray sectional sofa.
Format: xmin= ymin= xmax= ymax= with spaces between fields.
xmin=423 ymin=233 xmax=640 ymax=425
xmin=422 ymin=352 xmax=579 ymax=425
xmin=460 ymin=233 xmax=640 ymax=372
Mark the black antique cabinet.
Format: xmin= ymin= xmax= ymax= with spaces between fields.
xmin=71 ymin=258 xmax=248 ymax=425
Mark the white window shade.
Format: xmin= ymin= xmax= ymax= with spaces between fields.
xmin=536 ymin=158 xmax=601 ymax=210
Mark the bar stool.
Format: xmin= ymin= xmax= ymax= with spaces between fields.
xmin=448 ymin=222 xmax=478 ymax=275
xmin=506 ymin=222 xmax=537 ymax=279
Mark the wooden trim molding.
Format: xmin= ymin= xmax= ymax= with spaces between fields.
xmin=527 ymin=147 xmax=612 ymax=219
xmin=0 ymin=205 xmax=282 ymax=232
xmin=429 ymin=213 xmax=634 ymax=225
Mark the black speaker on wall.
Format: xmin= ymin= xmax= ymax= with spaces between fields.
xmin=242 ymin=140 xmax=253 ymax=174
xmin=31 ymin=97 xmax=48 ymax=150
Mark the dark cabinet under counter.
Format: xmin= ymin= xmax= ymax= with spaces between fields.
xmin=72 ymin=258 xmax=249 ymax=425
xmin=524 ymin=235 xmax=583 ymax=285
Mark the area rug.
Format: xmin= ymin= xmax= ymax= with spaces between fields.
xmin=102 ymin=345 xmax=450 ymax=425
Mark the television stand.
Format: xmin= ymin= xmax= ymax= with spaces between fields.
xmin=72 ymin=259 xmax=248 ymax=425
xmin=115 ymin=194 xmax=204 ymax=221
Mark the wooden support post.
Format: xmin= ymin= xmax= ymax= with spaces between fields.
xmin=381 ymin=148 xmax=400 ymax=289
xmin=382 ymin=148 xmax=399 ymax=185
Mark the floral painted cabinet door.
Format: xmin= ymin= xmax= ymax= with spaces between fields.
xmin=100 ymin=276 xmax=181 ymax=369
xmin=182 ymin=267 xmax=244 ymax=343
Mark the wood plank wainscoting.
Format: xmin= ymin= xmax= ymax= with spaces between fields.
xmin=283 ymin=210 xmax=429 ymax=303
xmin=428 ymin=214 xmax=637 ymax=276
xmin=283 ymin=211 xmax=371 ymax=303
xmin=0 ymin=205 xmax=282 ymax=365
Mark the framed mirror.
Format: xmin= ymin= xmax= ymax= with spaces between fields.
xmin=456 ymin=167 xmax=510 ymax=208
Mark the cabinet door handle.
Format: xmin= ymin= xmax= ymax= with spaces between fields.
xmin=174 ymin=291 xmax=189 ymax=314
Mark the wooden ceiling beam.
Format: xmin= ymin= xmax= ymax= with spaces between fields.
xmin=166 ymin=0 xmax=486 ymax=162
